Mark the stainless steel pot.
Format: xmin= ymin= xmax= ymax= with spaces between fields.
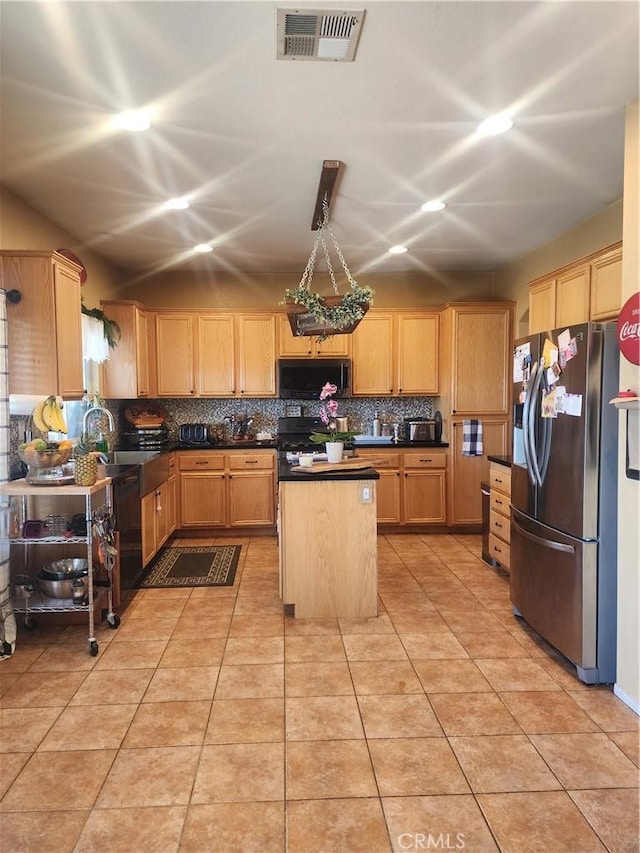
xmin=36 ymin=570 xmax=88 ymax=599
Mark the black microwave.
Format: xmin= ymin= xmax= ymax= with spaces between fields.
xmin=278 ymin=359 xmax=351 ymax=399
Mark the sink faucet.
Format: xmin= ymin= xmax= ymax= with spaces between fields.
xmin=83 ymin=406 xmax=115 ymax=449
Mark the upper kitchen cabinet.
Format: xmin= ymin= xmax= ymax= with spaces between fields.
xmin=528 ymin=277 xmax=556 ymax=335
xmin=1 ymin=250 xmax=84 ymax=398
xmin=155 ymin=312 xmax=196 ymax=396
xmin=589 ymin=244 xmax=623 ymax=321
xmin=236 ymin=314 xmax=277 ymax=397
xmin=197 ymin=314 xmax=235 ymax=396
xmin=352 ymin=311 xmax=439 ymax=396
xmin=277 ymin=314 xmax=351 ymax=358
xmin=100 ymin=301 xmax=154 ymax=399
xmin=555 ymin=263 xmax=591 ymax=329
xmin=439 ymin=303 xmax=513 ymax=416
xmin=528 ymin=242 xmax=622 ymax=333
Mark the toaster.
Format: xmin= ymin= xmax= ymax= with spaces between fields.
xmin=179 ymin=423 xmax=212 ymax=445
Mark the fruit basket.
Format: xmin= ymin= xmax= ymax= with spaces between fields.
xmin=18 ymin=446 xmax=73 ymax=469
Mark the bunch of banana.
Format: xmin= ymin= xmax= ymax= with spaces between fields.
xmin=32 ymin=396 xmax=67 ymax=434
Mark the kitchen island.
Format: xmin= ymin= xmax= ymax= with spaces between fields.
xmin=278 ymin=461 xmax=380 ymax=619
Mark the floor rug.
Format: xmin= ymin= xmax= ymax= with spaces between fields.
xmin=136 ymin=545 xmax=241 ymax=589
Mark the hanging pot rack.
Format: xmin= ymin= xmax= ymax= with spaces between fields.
xmin=284 ymin=160 xmax=373 ymax=338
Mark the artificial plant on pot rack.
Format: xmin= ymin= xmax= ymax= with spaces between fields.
xmin=309 ymin=383 xmax=358 ymax=445
xmin=282 ymin=197 xmax=374 ymax=340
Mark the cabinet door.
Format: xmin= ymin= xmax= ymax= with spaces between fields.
xmin=315 ymin=334 xmax=350 ymax=357
xmin=237 ymin=315 xmax=276 ymax=396
xmin=53 ymin=261 xmax=84 ymax=398
xmin=451 ymin=308 xmax=511 ymax=415
xmin=404 ymin=471 xmax=447 ymax=524
xmin=590 ymin=246 xmax=622 ymax=321
xmin=278 ymin=315 xmax=313 ymax=357
xmin=448 ymin=419 xmax=509 ymax=525
xmin=352 ymin=313 xmax=394 ymax=395
xmin=555 ymin=264 xmax=590 ymax=328
xmin=141 ymin=490 xmax=158 ymax=567
xmin=198 ymin=315 xmax=235 ymax=396
xmin=375 ymin=470 xmax=402 ymax=524
xmin=396 ymin=313 xmax=439 ymax=394
xmin=180 ymin=471 xmax=226 ymax=527
xmin=529 ymin=278 xmax=557 ymax=334
xmin=228 ymin=471 xmax=275 ymax=526
xmin=134 ymin=308 xmax=150 ymax=397
xmin=156 ymin=481 xmax=171 ymax=548
xmin=156 ymin=314 xmax=196 ymax=396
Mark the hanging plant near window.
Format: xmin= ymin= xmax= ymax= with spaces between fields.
xmin=282 ymin=197 xmax=374 ymax=339
xmin=81 ymin=299 xmax=121 ymax=349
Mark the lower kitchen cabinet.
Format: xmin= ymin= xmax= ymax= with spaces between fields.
xmin=448 ymin=420 xmax=510 ymax=527
xmin=403 ymin=449 xmax=447 ymax=524
xmin=354 ymin=448 xmax=447 ymax=527
xmin=488 ymin=459 xmax=511 ymax=570
xmin=178 ymin=450 xmax=275 ymax=529
xmin=141 ymin=474 xmax=175 ymax=567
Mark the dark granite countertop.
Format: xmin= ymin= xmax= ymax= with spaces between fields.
xmin=278 ymin=460 xmax=380 ymax=482
xmin=170 ymin=441 xmax=278 ymax=451
xmin=487 ymin=455 xmax=512 ymax=467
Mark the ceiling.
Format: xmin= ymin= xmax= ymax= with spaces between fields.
xmin=1 ymin=1 xmax=638 ymax=280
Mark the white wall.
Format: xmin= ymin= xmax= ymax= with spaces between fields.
xmin=615 ymin=100 xmax=640 ymax=712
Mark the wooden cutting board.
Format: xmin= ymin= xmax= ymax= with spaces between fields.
xmin=292 ymin=458 xmax=383 ymax=473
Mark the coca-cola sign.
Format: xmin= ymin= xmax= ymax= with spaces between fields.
xmin=617 ymin=292 xmax=640 ymax=365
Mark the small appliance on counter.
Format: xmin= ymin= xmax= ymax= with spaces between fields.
xmin=403 ymin=413 xmax=443 ymax=443
xmin=178 ymin=423 xmax=215 ymax=447
xmin=120 ymin=403 xmax=169 ymax=450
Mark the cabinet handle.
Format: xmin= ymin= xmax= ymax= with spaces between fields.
xmin=495 ymin=521 xmax=503 ymax=528
xmin=244 ymin=460 xmax=258 ymax=465
xmin=495 ymin=499 xmax=503 ymax=505
xmin=420 ymin=458 xmax=432 ymax=463
xmin=494 ymin=546 xmax=502 ymax=553
xmin=195 ymin=461 xmax=209 ymax=466
xmin=496 ymin=478 xmax=503 ymax=484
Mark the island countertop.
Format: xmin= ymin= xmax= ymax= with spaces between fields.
xmin=278 ymin=459 xmax=380 ymax=482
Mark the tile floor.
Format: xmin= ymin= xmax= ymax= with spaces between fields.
xmin=0 ymin=533 xmax=638 ymax=852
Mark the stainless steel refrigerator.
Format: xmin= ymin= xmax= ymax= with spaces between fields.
xmin=510 ymin=322 xmax=619 ymax=684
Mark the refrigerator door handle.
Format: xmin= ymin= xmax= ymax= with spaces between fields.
xmin=522 ymin=360 xmax=537 ymax=485
xmin=512 ymin=516 xmax=575 ymax=554
xmin=527 ymin=360 xmax=545 ymax=486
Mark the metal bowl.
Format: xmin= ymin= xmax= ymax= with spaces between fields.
xmin=41 ymin=558 xmax=89 ymax=580
xmin=35 ymin=571 xmax=85 ymax=599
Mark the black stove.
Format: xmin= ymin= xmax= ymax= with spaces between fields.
xmin=277 ymin=416 xmax=329 ymax=452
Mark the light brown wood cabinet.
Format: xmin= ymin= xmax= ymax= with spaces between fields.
xmin=236 ymin=314 xmax=277 ymax=397
xmin=354 ymin=448 xmax=447 ymax=527
xmin=177 ymin=450 xmax=275 ymax=529
xmin=153 ymin=311 xmax=276 ymax=398
xmin=1 ymin=250 xmax=84 ymax=398
xmin=488 ymin=460 xmax=511 ymax=570
xmin=528 ymin=242 xmax=623 ymax=333
xmin=448 ymin=419 xmax=510 ymax=526
xmin=141 ymin=471 xmax=175 ymax=567
xmin=277 ymin=314 xmax=351 ymax=357
xmin=100 ymin=301 xmax=154 ymax=398
xmin=352 ymin=311 xmax=439 ymax=396
xmin=439 ymin=302 xmax=513 ymax=417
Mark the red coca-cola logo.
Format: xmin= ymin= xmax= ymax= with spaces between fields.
xmin=617 ymin=292 xmax=640 ymax=365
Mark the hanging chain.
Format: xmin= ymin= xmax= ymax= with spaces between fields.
xmin=297 ymin=196 xmax=357 ymax=294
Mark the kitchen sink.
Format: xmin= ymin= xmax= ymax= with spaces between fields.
xmin=109 ymin=450 xmax=161 ymax=464
xmin=102 ymin=450 xmax=170 ymax=496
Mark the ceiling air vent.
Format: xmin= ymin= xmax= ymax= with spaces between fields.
xmin=277 ymin=8 xmax=365 ymax=61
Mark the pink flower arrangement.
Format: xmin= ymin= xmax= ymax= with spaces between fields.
xmin=310 ymin=382 xmax=357 ymax=444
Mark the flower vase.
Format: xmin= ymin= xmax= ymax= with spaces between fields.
xmin=326 ymin=442 xmax=344 ymax=464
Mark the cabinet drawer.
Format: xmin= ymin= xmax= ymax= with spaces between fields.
xmin=489 ymin=509 xmax=510 ymax=543
xmin=403 ymin=450 xmax=447 ymax=469
xmin=356 ymin=452 xmax=400 ymax=469
xmin=178 ymin=453 xmax=225 ymax=471
xmin=490 ymin=490 xmax=510 ymax=516
xmin=228 ymin=453 xmax=274 ymax=470
xmin=488 ymin=534 xmax=510 ymax=569
xmin=489 ymin=464 xmax=511 ymax=495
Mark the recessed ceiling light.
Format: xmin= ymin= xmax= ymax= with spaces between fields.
xmin=193 ymin=243 xmax=213 ymax=253
xmin=421 ymin=200 xmax=446 ymax=212
xmin=476 ymin=113 xmax=513 ymax=137
xmin=388 ymin=245 xmax=408 ymax=255
xmin=112 ymin=110 xmax=152 ymax=131
xmin=163 ymin=197 xmax=190 ymax=211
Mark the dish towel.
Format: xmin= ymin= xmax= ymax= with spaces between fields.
xmin=462 ymin=419 xmax=483 ymax=456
